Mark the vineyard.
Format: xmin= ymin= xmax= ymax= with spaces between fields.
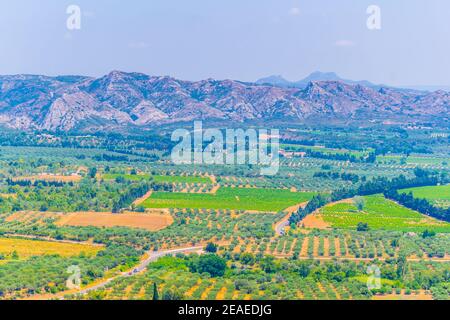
xmin=400 ymin=185 xmax=450 ymax=209
xmin=143 ymin=188 xmax=315 ymax=212
xmin=317 ymin=195 xmax=450 ymax=233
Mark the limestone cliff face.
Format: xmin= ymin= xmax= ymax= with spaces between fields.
xmin=0 ymin=71 xmax=448 ymax=132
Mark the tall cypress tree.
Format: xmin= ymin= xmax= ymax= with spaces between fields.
xmin=152 ymin=282 xmax=159 ymax=300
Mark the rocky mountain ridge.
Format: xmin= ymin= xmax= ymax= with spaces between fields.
xmin=0 ymin=71 xmax=448 ymax=132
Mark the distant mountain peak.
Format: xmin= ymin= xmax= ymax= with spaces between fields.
xmin=256 ymin=71 xmax=378 ymax=89
xmin=304 ymin=71 xmax=341 ymax=81
xmin=256 ymin=75 xmax=291 ymax=87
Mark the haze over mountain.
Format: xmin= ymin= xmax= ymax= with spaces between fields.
xmin=401 ymin=85 xmax=450 ymax=92
xmin=256 ymin=72 xmax=378 ymax=89
xmin=0 ymin=71 xmax=448 ymax=132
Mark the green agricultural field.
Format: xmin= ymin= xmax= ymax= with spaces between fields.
xmin=320 ymin=195 xmax=450 ymax=233
xmin=400 ymin=185 xmax=450 ymax=209
xmin=103 ymin=173 xmax=213 ymax=184
xmin=143 ymin=187 xmax=315 ymax=212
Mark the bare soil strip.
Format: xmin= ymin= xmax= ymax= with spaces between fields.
xmin=301 ymin=214 xmax=329 ymax=229
xmin=132 ymin=191 xmax=153 ymax=206
xmin=216 ymin=287 xmax=227 ymax=300
xmin=323 ymin=237 xmax=330 ymax=257
xmin=300 ymin=237 xmax=309 ymax=257
xmin=334 ymin=237 xmax=341 ymax=257
xmin=201 ymin=280 xmax=216 ymax=300
xmin=313 ymin=236 xmax=319 ymax=256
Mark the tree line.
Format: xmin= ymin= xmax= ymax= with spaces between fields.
xmin=6 ymin=178 xmax=71 ymax=187
xmin=313 ymin=171 xmax=364 ymax=184
xmin=384 ymin=189 xmax=450 ymax=222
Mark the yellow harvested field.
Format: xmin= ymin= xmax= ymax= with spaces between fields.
xmin=56 ymin=211 xmax=173 ymax=231
xmin=0 ymin=193 xmax=17 ymax=199
xmin=12 ymin=174 xmax=82 ymax=182
xmin=0 ymin=238 xmax=101 ymax=259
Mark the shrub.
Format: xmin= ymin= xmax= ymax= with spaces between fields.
xmin=191 ymin=254 xmax=227 ymax=277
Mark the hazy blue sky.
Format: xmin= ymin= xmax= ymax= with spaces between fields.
xmin=0 ymin=0 xmax=449 ymax=86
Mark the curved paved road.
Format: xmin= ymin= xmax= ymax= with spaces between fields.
xmin=274 ymin=213 xmax=291 ymax=236
xmin=274 ymin=202 xmax=308 ymax=236
xmin=76 ymin=246 xmax=204 ymax=296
